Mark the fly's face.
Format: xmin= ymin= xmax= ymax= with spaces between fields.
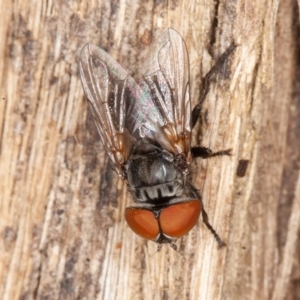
xmin=125 ymin=200 xmax=201 ymax=247
xmin=79 ymin=28 xmax=230 ymax=249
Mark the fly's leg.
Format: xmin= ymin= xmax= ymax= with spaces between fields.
xmin=191 ymin=45 xmax=236 ymax=247
xmin=190 ymin=186 xmax=226 ymax=248
xmin=191 ymin=44 xmax=236 ymax=158
xmin=201 ymin=206 xmax=226 ymax=248
xmin=191 ymin=43 xmax=237 ymax=128
xmin=191 ymin=146 xmax=232 ymax=159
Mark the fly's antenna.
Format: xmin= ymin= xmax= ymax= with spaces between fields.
xmin=169 ymin=242 xmax=184 ymax=255
xmin=157 ymin=244 xmax=162 ymax=253
xmin=148 ymin=243 xmax=162 ymax=257
xmin=169 ymin=243 xmax=178 ymax=252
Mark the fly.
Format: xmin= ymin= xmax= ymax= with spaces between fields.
xmin=79 ymin=28 xmax=234 ymax=250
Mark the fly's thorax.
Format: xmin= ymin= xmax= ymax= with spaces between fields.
xmin=126 ymin=154 xmax=182 ymax=187
xmin=125 ymin=139 xmax=186 ymax=203
xmin=129 ymin=181 xmax=184 ymax=203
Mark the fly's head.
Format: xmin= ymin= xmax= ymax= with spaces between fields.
xmin=124 ymin=199 xmax=202 ymax=250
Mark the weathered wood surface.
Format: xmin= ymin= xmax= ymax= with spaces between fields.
xmin=1 ymin=0 xmax=299 ymax=299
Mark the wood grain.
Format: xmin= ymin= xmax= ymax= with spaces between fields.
xmin=1 ymin=0 xmax=299 ymax=299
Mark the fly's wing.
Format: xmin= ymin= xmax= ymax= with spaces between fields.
xmin=79 ymin=43 xmax=151 ymax=175
xmin=137 ymin=29 xmax=191 ymax=163
xmin=79 ymin=29 xmax=191 ymax=174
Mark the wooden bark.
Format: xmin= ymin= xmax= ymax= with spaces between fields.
xmin=1 ymin=0 xmax=300 ymax=299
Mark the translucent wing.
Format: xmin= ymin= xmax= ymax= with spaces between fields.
xmin=79 ymin=44 xmax=141 ymax=175
xmin=138 ymin=29 xmax=191 ymax=162
xmin=79 ymin=28 xmax=191 ymax=174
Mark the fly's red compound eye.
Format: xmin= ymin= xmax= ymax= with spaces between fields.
xmin=159 ymin=200 xmax=201 ymax=238
xmin=125 ymin=208 xmax=159 ymax=240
